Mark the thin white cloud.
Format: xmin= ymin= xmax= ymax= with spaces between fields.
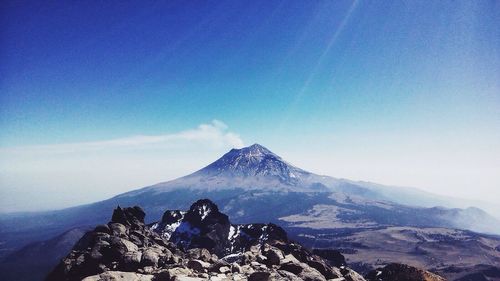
xmin=0 ymin=119 xmax=244 ymax=154
xmin=0 ymin=120 xmax=245 ymax=212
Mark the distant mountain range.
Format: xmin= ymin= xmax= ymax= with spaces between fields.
xmin=119 ymin=144 xmax=500 ymax=234
xmin=1 ymin=144 xmax=500 ymax=280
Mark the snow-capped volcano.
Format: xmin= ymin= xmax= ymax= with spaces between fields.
xmin=3 ymin=143 xmax=500 ymax=281
xmin=141 ymin=143 xmax=336 ymax=193
xmin=120 ymin=143 xmax=500 ymax=235
xmin=195 ymin=144 xmax=308 ymax=182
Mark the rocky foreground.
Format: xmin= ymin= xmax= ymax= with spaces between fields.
xmin=46 ymin=199 xmax=445 ymax=281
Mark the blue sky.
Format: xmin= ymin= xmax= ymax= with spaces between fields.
xmin=1 ymin=1 xmax=499 ymax=212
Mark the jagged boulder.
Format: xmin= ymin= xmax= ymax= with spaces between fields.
xmin=263 ymin=245 xmax=284 ymax=265
xmin=111 ymin=206 xmax=146 ymax=229
xmin=151 ymin=200 xmax=289 ymax=257
xmin=187 ymin=248 xmax=212 ymax=262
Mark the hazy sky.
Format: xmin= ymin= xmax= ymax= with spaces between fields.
xmin=1 ymin=0 xmax=499 ymax=212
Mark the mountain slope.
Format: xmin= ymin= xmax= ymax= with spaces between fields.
xmin=0 ymin=227 xmax=89 ymax=281
xmin=1 ymin=144 xmax=500 ymax=281
xmin=119 ymin=144 xmax=500 ymax=234
xmin=127 ymin=144 xmax=338 ymax=194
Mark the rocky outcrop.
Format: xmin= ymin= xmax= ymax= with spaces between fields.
xmin=366 ymin=263 xmax=446 ymax=281
xmin=46 ymin=199 xmax=365 ymax=281
xmin=47 ymin=199 xmax=448 ymax=281
xmin=151 ymin=199 xmax=288 ymax=257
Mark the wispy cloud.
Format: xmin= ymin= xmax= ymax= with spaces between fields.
xmin=0 ymin=120 xmax=245 ymax=212
xmin=1 ymin=120 xmax=244 ymax=154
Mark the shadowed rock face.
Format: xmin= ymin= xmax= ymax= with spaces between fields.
xmin=152 ymin=198 xmax=288 ymax=257
xmin=312 ymin=248 xmax=346 ymax=267
xmin=0 ymin=227 xmax=90 ymax=281
xmin=111 ymin=206 xmax=146 ymax=228
xmin=46 ymin=199 xmax=370 ymax=281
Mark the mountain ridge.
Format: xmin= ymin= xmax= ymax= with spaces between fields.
xmin=2 ymin=144 xmax=500 ymax=281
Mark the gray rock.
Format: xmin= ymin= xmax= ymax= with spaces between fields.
xmin=110 ymin=237 xmax=138 ymax=255
xmin=198 ymin=273 xmax=209 ymax=278
xmin=82 ymin=271 xmax=154 ymax=281
xmin=257 ymin=254 xmax=268 ymax=264
xmin=297 ymin=265 xmax=327 ymax=281
xmin=157 ymin=247 xmax=173 ymax=264
xmin=209 ymin=259 xmax=230 ymax=273
xmin=277 ymin=270 xmax=302 ymax=281
xmin=263 ymin=247 xmax=284 ymax=266
xmin=279 ymin=262 xmax=303 ymax=275
xmin=94 ymin=224 xmax=111 ymax=234
xmin=187 ymin=248 xmax=212 ymax=262
xmin=122 ymin=251 xmax=142 ymax=269
xmin=280 ymin=258 xmax=328 ymax=281
xmin=156 ymin=267 xmax=194 ymax=280
xmin=241 ymin=265 xmax=255 ymax=275
xmin=231 ymin=262 xmax=242 ymax=273
xmin=187 ymin=259 xmax=210 ymax=272
xmin=141 ymin=248 xmax=161 ymax=266
xmin=89 ymin=247 xmax=103 ymax=260
xmin=250 ymin=261 xmax=263 ymax=268
xmin=109 ymin=223 xmax=128 ymax=237
xmin=174 ymin=276 xmax=204 ymax=281
xmin=342 ymin=268 xmax=366 ymax=281
xmin=307 ymin=258 xmax=341 ymax=279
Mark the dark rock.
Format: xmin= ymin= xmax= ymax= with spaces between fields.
xmin=94 ymin=224 xmax=111 ymax=235
xmin=172 ymin=199 xmax=232 ymax=256
xmin=248 ymin=271 xmax=271 ymax=281
xmin=231 ymin=263 xmax=242 ymax=273
xmin=280 ymin=262 xmax=304 ymax=275
xmin=109 ymin=223 xmax=127 ymax=237
xmin=121 ymin=251 xmax=142 ymax=271
xmin=312 ymin=248 xmax=346 ymax=267
xmin=263 ymin=246 xmax=284 ymax=266
xmin=278 ymin=270 xmax=301 ymax=280
xmin=161 ymin=210 xmax=184 ymax=224
xmin=187 ymin=259 xmax=210 ymax=272
xmin=298 ymin=266 xmax=327 ymax=281
xmin=141 ymin=248 xmax=161 ymax=267
xmin=187 ymin=248 xmax=212 ymax=262
xmin=111 ymin=206 xmax=146 ymax=228
xmin=209 ymin=259 xmax=230 ymax=273
xmin=109 ymin=237 xmax=138 ymax=257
